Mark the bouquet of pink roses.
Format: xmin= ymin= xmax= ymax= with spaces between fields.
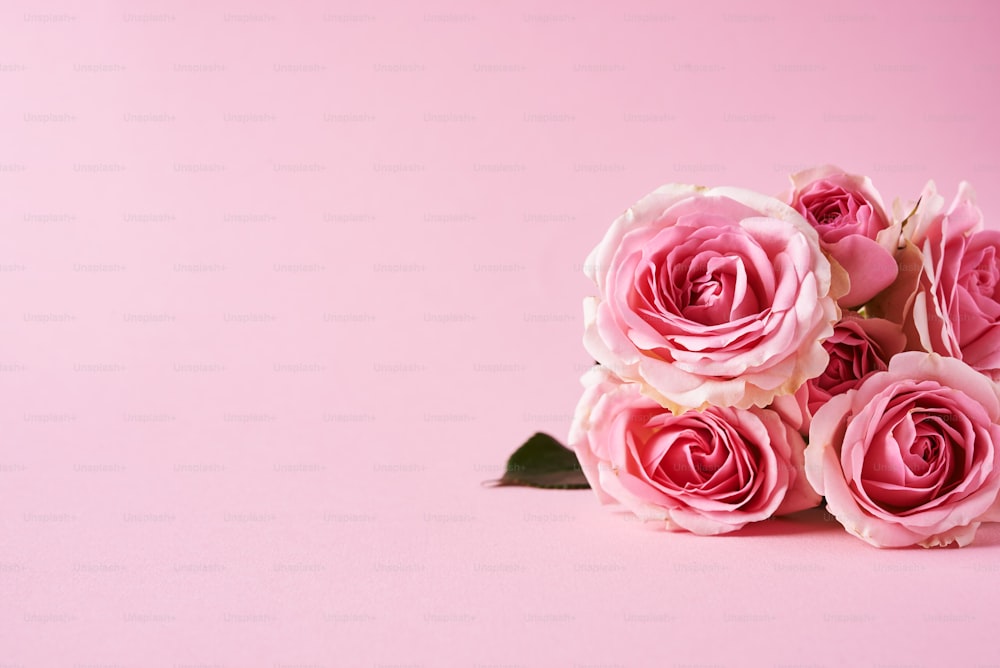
xmin=503 ymin=166 xmax=1000 ymax=549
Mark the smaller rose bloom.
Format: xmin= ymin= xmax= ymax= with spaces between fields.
xmin=784 ymin=165 xmax=900 ymax=308
xmin=772 ymin=315 xmax=906 ymax=434
xmin=806 ymin=352 xmax=1000 ymax=548
xmin=871 ymin=181 xmax=1000 ymax=380
xmin=570 ymin=366 xmax=820 ymax=535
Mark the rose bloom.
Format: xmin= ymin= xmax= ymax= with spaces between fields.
xmin=871 ymin=181 xmax=1000 ymax=381
xmin=771 ymin=314 xmax=906 ymax=434
xmin=783 ymin=165 xmax=899 ymax=308
xmin=570 ymin=366 xmax=820 ymax=535
xmin=583 ymin=184 xmax=843 ymax=413
xmin=806 ymin=352 xmax=1000 ymax=548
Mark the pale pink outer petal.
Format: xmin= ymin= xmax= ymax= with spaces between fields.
xmin=567 ymin=365 xmax=623 ymax=505
xmin=596 ymin=464 xmax=670 ymax=524
xmin=665 ymin=508 xmax=751 ymax=535
xmin=903 ymin=180 xmax=945 ymax=246
xmin=582 ymin=296 xmax=641 ymax=385
xmin=874 ymin=221 xmax=904 ymax=261
xmin=804 ymin=392 xmax=852 ymax=497
xmin=886 ymin=352 xmax=1000 ymax=419
xmin=977 ymin=501 xmax=1000 ymax=523
xmin=918 ymin=525 xmax=980 ymax=548
xmin=769 ymin=387 xmax=810 ymax=436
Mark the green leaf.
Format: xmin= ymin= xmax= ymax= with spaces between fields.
xmin=486 ymin=432 xmax=590 ymax=489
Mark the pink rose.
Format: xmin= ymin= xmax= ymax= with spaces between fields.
xmin=784 ymin=165 xmax=899 ymax=308
xmin=570 ymin=366 xmax=821 ymax=535
xmin=805 ymin=352 xmax=1000 ymax=548
xmin=583 ymin=184 xmax=842 ymax=413
xmin=875 ymin=182 xmax=1000 ymax=381
xmin=771 ymin=314 xmax=906 ymax=434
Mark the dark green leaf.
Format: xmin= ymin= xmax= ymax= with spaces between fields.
xmin=486 ymin=432 xmax=590 ymax=489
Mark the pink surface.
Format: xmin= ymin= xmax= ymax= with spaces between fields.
xmin=3 ymin=0 xmax=1000 ymax=665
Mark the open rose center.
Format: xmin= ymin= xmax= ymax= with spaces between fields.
xmin=905 ymin=420 xmax=946 ymax=474
xmin=815 ymin=202 xmax=849 ymax=226
xmin=659 ymin=433 xmax=729 ymax=488
xmin=907 ymin=436 xmax=938 ymax=470
xmin=690 ymin=273 xmax=723 ymax=305
xmin=633 ymin=416 xmax=758 ymax=496
xmin=962 ymin=247 xmax=1000 ymax=298
xmin=670 ymin=252 xmax=756 ymax=326
xmin=820 ymin=350 xmax=852 ymax=389
xmin=860 ymin=401 xmax=966 ymax=512
xmin=804 ymin=189 xmax=860 ymax=231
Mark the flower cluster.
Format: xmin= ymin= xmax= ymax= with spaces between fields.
xmin=570 ymin=166 xmax=1000 ymax=547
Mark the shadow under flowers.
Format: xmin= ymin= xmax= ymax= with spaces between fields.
xmin=728 ymin=505 xmax=1000 ymax=548
xmin=719 ymin=505 xmax=845 ymax=538
xmin=602 ymin=504 xmax=844 ymax=538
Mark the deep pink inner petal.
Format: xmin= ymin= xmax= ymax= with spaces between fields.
xmin=856 ymin=387 xmax=974 ymax=514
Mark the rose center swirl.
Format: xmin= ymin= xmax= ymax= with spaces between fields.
xmin=963 ymin=246 xmax=999 ymax=298
xmin=859 ymin=399 xmax=966 ymax=513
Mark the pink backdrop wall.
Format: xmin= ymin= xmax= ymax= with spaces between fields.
xmin=3 ymin=0 xmax=1000 ymax=665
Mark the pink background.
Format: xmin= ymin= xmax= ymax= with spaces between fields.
xmin=3 ymin=0 xmax=1000 ymax=665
